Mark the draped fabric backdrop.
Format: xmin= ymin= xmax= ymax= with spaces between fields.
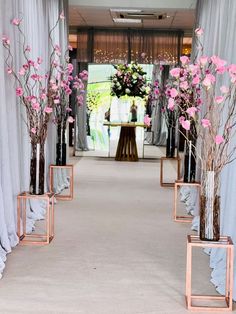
xmin=0 ymin=0 xmax=68 ymax=278
xmin=191 ymin=0 xmax=236 ymax=299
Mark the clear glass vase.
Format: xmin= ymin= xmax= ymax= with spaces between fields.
xmin=29 ymin=142 xmax=45 ymax=195
xmin=200 ymin=171 xmax=220 ymax=241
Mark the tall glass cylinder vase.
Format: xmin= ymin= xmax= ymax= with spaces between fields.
xmin=30 ymin=142 xmax=45 ymax=195
xmin=56 ymin=122 xmax=67 ymax=166
xmin=130 ymin=99 xmax=137 ymax=122
xmin=166 ymin=114 xmax=176 ymax=158
xmin=183 ymin=140 xmax=196 ymax=183
xmin=200 ymin=171 xmax=220 ymax=241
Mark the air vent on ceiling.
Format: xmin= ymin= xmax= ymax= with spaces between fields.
xmin=110 ymin=9 xmax=170 ymax=21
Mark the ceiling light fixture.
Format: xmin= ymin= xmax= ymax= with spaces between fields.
xmin=110 ymin=9 xmax=142 ymax=13
xmin=113 ymin=18 xmax=142 ymax=24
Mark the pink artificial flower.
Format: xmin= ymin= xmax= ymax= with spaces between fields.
xmin=32 ymin=102 xmax=40 ymax=111
xmin=25 ymin=45 xmax=31 ymax=52
xmin=68 ymin=45 xmax=73 ymax=51
xmin=179 ymin=116 xmax=185 ymax=123
xmin=170 ymin=88 xmax=178 ymax=98
xmin=215 ymin=135 xmax=224 ymax=144
xmin=66 ymin=107 xmax=72 ymax=112
xmin=195 ymin=27 xmax=204 ymax=36
xmin=201 ymin=119 xmax=211 ymax=128
xmin=7 ymin=68 xmax=13 ymax=74
xmin=19 ymin=67 xmax=25 ymax=76
xmin=11 ymin=18 xmax=21 ymax=26
xmin=144 ymin=114 xmax=151 ymax=126
xmin=180 ymin=56 xmax=189 ymax=65
xmin=54 ymin=44 xmax=61 ymax=55
xmin=2 ymin=35 xmax=10 ymax=45
xmin=215 ymin=96 xmax=224 ymax=104
xmin=77 ymin=95 xmax=84 ymax=105
xmin=54 ymin=99 xmax=60 ymax=104
xmin=40 ymin=93 xmax=47 ymax=100
xmin=211 ymin=56 xmax=227 ymax=68
xmin=28 ymin=60 xmax=35 ymax=67
xmin=51 ymin=83 xmax=58 ymax=91
xmin=44 ymin=106 xmax=52 ymax=114
xmin=199 ymin=56 xmax=208 ymax=66
xmin=220 ymin=86 xmax=229 ymax=94
xmin=31 ymin=128 xmax=36 ymax=134
xmin=192 ymin=76 xmax=200 ymax=85
xmin=228 ymin=64 xmax=236 ymax=75
xmin=202 ymin=74 xmax=215 ymax=88
xmin=180 ymin=81 xmax=188 ymax=90
xmin=181 ymin=119 xmax=191 ymax=131
xmin=65 ymin=88 xmax=72 ymax=95
xmin=16 ymin=87 xmax=23 ymax=96
xmin=67 ymin=63 xmax=73 ymax=73
xmin=189 ymin=64 xmax=199 ymax=76
xmin=186 ymin=107 xmax=197 ymax=117
xmin=68 ymin=116 xmax=74 ymax=123
xmin=168 ymin=98 xmax=175 ymax=111
xmin=170 ymin=67 xmax=181 ymax=78
xmin=60 ymin=11 xmax=65 ymax=19
xmin=23 ymin=64 xmax=29 ymax=70
xmin=37 ymin=57 xmax=43 ymax=64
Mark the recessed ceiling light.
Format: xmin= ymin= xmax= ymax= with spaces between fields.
xmin=113 ymin=18 xmax=142 ymax=24
xmin=110 ymin=9 xmax=142 ymax=13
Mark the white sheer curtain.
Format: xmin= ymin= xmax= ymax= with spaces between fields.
xmin=0 ymin=0 xmax=68 ymax=278
xmin=191 ymin=0 xmax=236 ymax=299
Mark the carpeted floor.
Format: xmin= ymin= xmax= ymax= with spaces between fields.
xmin=0 ymin=157 xmax=228 ymax=314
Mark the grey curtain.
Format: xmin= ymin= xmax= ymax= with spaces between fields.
xmin=0 ymin=0 xmax=68 ymax=278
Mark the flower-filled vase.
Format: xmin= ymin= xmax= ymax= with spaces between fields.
xmin=30 ymin=142 xmax=45 ymax=195
xmin=166 ymin=113 xmax=176 ymax=158
xmin=200 ymin=171 xmax=220 ymax=241
xmin=56 ymin=122 xmax=67 ymax=166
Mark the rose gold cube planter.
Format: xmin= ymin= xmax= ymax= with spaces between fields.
xmin=17 ymin=192 xmax=54 ymax=245
xmin=174 ymin=180 xmax=200 ymax=223
xmin=49 ymin=165 xmax=74 ymax=200
xmin=186 ymin=235 xmax=234 ymax=311
xmin=160 ymin=157 xmax=181 ymax=187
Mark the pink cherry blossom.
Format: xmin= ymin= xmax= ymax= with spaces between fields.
xmin=215 ymin=135 xmax=224 ymax=144
xmin=228 ymin=64 xmax=236 ymax=75
xmin=220 ymin=86 xmax=229 ymax=94
xmin=32 ymin=102 xmax=40 ymax=111
xmin=167 ymin=98 xmax=175 ymax=111
xmin=180 ymin=81 xmax=188 ymax=90
xmin=77 ymin=95 xmax=84 ymax=105
xmin=192 ymin=76 xmax=200 ymax=85
xmin=40 ymin=93 xmax=47 ymax=100
xmin=67 ymin=63 xmax=74 ymax=74
xmin=19 ymin=67 xmax=25 ymax=76
xmin=44 ymin=106 xmax=52 ymax=114
xmin=144 ymin=114 xmax=151 ymax=126
xmin=170 ymin=68 xmax=181 ymax=78
xmin=65 ymin=88 xmax=72 ymax=95
xmin=189 ymin=64 xmax=199 ymax=75
xmin=37 ymin=57 xmax=43 ymax=64
xmin=201 ymin=119 xmax=211 ymax=128
xmin=215 ymin=96 xmax=224 ymax=104
xmin=199 ymin=56 xmax=208 ymax=66
xmin=170 ymin=88 xmax=178 ymax=98
xmin=7 ymin=68 xmax=13 ymax=74
xmin=2 ymin=35 xmax=10 ymax=45
xmin=180 ymin=56 xmax=189 ymax=65
xmin=25 ymin=45 xmax=31 ymax=52
xmin=68 ymin=116 xmax=74 ymax=123
xmin=54 ymin=99 xmax=60 ymax=104
xmin=60 ymin=11 xmax=65 ymax=19
xmin=28 ymin=60 xmax=35 ymax=67
xmin=181 ymin=120 xmax=191 ymax=131
xmin=66 ymin=107 xmax=72 ymax=112
xmin=11 ymin=18 xmax=21 ymax=26
xmin=179 ymin=116 xmax=185 ymax=123
xmin=23 ymin=64 xmax=29 ymax=70
xmin=16 ymin=87 xmax=23 ymax=96
xmin=186 ymin=107 xmax=197 ymax=117
xmin=54 ymin=44 xmax=61 ymax=56
xmin=31 ymin=128 xmax=36 ymax=134
xmin=195 ymin=27 xmax=204 ymax=36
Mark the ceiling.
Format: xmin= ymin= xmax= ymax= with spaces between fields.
xmin=69 ymin=0 xmax=196 ymax=34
